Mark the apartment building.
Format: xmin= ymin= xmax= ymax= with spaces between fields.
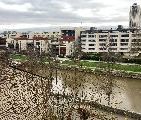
xmin=13 ymin=37 xmax=48 ymax=53
xmin=5 ymin=31 xmax=48 ymax=53
xmin=57 ymin=27 xmax=85 ymax=56
xmin=80 ymin=26 xmax=141 ymax=56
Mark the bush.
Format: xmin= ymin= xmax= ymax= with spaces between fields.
xmin=58 ymin=54 xmax=64 ymax=58
xmin=122 ymin=58 xmax=141 ymax=64
xmin=81 ymin=53 xmax=101 ymax=61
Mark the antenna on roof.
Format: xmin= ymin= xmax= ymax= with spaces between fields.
xmin=81 ymin=22 xmax=82 ymax=26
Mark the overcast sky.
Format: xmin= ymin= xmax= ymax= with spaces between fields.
xmin=0 ymin=0 xmax=140 ymax=30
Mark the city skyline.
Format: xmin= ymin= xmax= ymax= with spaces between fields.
xmin=0 ymin=0 xmax=140 ymax=30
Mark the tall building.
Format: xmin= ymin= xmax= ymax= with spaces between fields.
xmin=129 ymin=3 xmax=141 ymax=28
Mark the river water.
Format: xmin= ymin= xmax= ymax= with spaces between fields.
xmin=49 ymin=69 xmax=141 ymax=114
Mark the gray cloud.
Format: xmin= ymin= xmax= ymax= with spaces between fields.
xmin=0 ymin=0 xmax=134 ymax=28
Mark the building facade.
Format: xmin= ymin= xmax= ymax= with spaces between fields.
xmin=80 ymin=27 xmax=141 ymax=56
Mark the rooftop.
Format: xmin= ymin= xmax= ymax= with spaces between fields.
xmin=14 ymin=37 xmax=48 ymax=41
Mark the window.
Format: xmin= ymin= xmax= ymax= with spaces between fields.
xmin=99 ymin=43 xmax=106 ymax=46
xmin=99 ymin=48 xmax=106 ymax=50
xmin=99 ymin=35 xmax=107 ymax=38
xmin=99 ymin=39 xmax=106 ymax=42
xmin=11 ymin=40 xmax=14 ymax=44
xmin=81 ymin=35 xmax=86 ymax=37
xmin=109 ymin=39 xmax=117 ymax=42
xmin=132 ymin=39 xmax=141 ymax=42
xmin=89 ymin=44 xmax=95 ymax=46
xmin=120 ymin=43 xmax=128 ymax=46
xmin=120 ymin=48 xmax=128 ymax=50
xmin=121 ymin=39 xmax=129 ymax=42
xmin=110 ymin=35 xmax=118 ymax=37
xmin=36 ymin=42 xmax=40 ymax=45
xmin=121 ymin=34 xmax=129 ymax=37
xmin=89 ymin=48 xmax=95 ymax=50
xmin=109 ymin=43 xmax=117 ymax=46
xmin=82 ymin=44 xmax=85 ymax=46
xmin=109 ymin=48 xmax=117 ymax=51
xmin=81 ymin=40 xmax=86 ymax=42
xmin=88 ymin=35 xmax=95 ymax=38
xmin=88 ymin=40 xmax=95 ymax=42
xmin=132 ymin=34 xmax=141 ymax=37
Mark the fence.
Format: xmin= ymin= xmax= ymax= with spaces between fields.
xmin=0 ymin=59 xmax=141 ymax=120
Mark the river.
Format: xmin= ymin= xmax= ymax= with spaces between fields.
xmin=49 ymin=69 xmax=141 ymax=114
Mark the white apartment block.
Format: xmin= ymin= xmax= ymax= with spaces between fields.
xmin=13 ymin=38 xmax=49 ymax=53
xmin=80 ymin=27 xmax=141 ymax=56
xmin=4 ymin=27 xmax=86 ymax=56
xmin=5 ymin=31 xmax=61 ymax=51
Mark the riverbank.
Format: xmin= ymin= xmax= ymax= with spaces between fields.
xmin=58 ymin=64 xmax=141 ymax=79
xmin=11 ymin=53 xmax=141 ymax=72
xmin=62 ymin=60 xmax=141 ymax=73
xmin=10 ymin=54 xmax=141 ymax=79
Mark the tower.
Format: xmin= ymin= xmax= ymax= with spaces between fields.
xmin=129 ymin=3 xmax=141 ymax=28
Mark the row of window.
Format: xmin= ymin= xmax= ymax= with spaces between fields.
xmin=81 ymin=39 xmax=129 ymax=42
xmin=81 ymin=34 xmax=129 ymax=38
xmin=132 ymin=34 xmax=141 ymax=37
xmin=82 ymin=42 xmax=128 ymax=47
xmin=109 ymin=39 xmax=117 ymax=42
xmin=121 ymin=43 xmax=128 ymax=46
xmin=99 ymin=35 xmax=107 ymax=38
xmin=99 ymin=43 xmax=128 ymax=46
xmin=89 ymin=48 xmax=95 ymax=50
xmin=82 ymin=44 xmax=95 ymax=46
xmin=121 ymin=34 xmax=129 ymax=37
xmin=88 ymin=35 xmax=96 ymax=38
xmin=89 ymin=40 xmax=95 ymax=42
xmin=121 ymin=39 xmax=129 ymax=42
xmin=132 ymin=39 xmax=141 ymax=42
xmin=82 ymin=47 xmax=128 ymax=51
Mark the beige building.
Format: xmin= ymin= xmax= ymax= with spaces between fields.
xmin=13 ymin=37 xmax=49 ymax=53
xmin=81 ymin=27 xmax=141 ymax=57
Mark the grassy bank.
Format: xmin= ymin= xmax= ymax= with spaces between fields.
xmin=10 ymin=54 xmax=27 ymax=61
xmin=62 ymin=60 xmax=141 ymax=73
xmin=10 ymin=54 xmax=141 ymax=73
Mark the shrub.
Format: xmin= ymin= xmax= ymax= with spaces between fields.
xmin=81 ymin=53 xmax=101 ymax=61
